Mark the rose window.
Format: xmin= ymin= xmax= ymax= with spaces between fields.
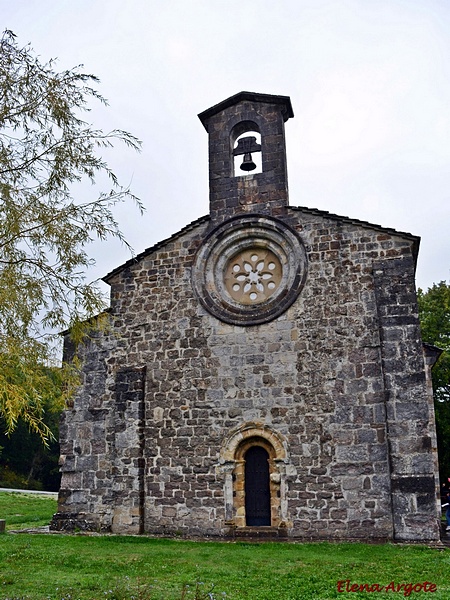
xmin=192 ymin=216 xmax=307 ymax=326
xmin=224 ymin=249 xmax=282 ymax=304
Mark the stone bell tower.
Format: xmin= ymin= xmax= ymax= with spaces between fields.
xmin=198 ymin=91 xmax=294 ymax=225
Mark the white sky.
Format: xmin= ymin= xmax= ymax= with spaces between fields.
xmin=3 ymin=0 xmax=450 ymax=291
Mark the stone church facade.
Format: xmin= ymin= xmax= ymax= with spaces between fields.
xmin=52 ymin=92 xmax=441 ymax=542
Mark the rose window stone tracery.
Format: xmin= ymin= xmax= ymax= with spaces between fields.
xmin=224 ymin=249 xmax=282 ymax=304
xmin=192 ymin=216 xmax=307 ymax=326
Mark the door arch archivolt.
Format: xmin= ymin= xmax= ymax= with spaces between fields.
xmin=219 ymin=422 xmax=290 ymax=529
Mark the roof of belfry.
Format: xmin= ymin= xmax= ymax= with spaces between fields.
xmin=198 ymin=91 xmax=294 ymax=131
xmin=102 ymin=205 xmax=420 ymax=283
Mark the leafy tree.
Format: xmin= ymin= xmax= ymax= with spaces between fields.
xmin=418 ymin=281 xmax=450 ymax=401
xmin=0 ymin=383 xmax=61 ymax=491
xmin=417 ymin=281 xmax=450 ymax=482
xmin=0 ymin=29 xmax=142 ymax=441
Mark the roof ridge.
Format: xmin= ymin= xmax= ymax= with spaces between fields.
xmin=103 ymin=214 xmax=210 ymax=282
xmin=103 ymin=205 xmax=421 ymax=283
xmin=289 ymin=205 xmax=419 ymax=241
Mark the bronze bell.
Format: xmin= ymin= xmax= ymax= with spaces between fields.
xmin=233 ymin=135 xmax=261 ymax=173
xmin=240 ymin=152 xmax=257 ymax=172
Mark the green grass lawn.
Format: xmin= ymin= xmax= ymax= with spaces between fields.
xmin=0 ymin=492 xmax=449 ymax=600
xmin=0 ymin=491 xmax=57 ymax=531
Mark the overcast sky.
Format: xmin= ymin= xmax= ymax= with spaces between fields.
xmin=3 ymin=0 xmax=450 ymax=292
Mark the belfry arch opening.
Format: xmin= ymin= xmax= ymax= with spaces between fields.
xmin=231 ymin=121 xmax=262 ymax=176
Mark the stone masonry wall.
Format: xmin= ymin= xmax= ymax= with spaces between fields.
xmin=373 ymin=257 xmax=439 ymax=540
xmin=53 ymin=207 xmax=440 ymax=541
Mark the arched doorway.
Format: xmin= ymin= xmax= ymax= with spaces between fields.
xmin=219 ymin=422 xmax=289 ymax=529
xmin=245 ymin=445 xmax=271 ymax=526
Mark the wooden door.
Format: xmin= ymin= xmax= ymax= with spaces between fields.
xmin=245 ymin=446 xmax=271 ymax=526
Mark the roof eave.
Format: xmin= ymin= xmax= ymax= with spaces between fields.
xmin=102 ymin=214 xmax=210 ymax=283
